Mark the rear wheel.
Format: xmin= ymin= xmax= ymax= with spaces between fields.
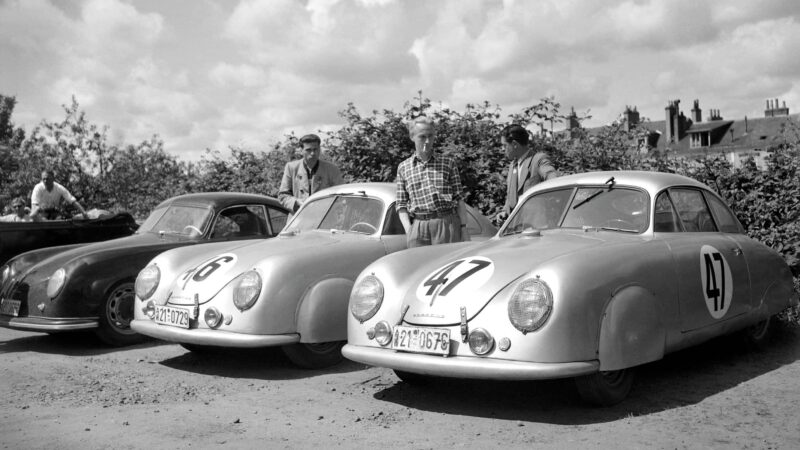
xmin=741 ymin=316 xmax=772 ymax=349
xmin=281 ymin=341 xmax=344 ymax=369
xmin=574 ymin=369 xmax=634 ymax=406
xmin=95 ymin=281 xmax=146 ymax=346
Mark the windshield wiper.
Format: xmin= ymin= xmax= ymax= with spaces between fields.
xmin=571 ymin=176 xmax=615 ymax=210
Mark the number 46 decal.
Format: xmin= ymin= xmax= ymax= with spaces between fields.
xmin=700 ymin=245 xmax=733 ymax=319
xmin=415 ymin=257 xmax=494 ymax=305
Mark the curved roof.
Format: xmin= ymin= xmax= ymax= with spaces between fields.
xmin=156 ymin=192 xmax=285 ymax=211
xmin=305 ymin=182 xmax=398 ymax=205
xmin=530 ymin=170 xmax=708 ymax=196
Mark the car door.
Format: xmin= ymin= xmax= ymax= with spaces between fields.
xmin=655 ymin=188 xmax=752 ymax=332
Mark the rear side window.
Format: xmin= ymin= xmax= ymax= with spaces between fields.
xmin=653 ymin=192 xmax=681 ymax=232
xmin=267 ymin=207 xmax=288 ymax=235
xmin=704 ymin=193 xmax=743 ymax=233
xmin=669 ymin=188 xmax=716 ymax=232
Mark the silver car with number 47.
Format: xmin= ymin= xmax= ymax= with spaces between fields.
xmin=343 ymin=171 xmax=797 ymax=405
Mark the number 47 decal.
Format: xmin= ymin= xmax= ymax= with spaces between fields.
xmin=421 ymin=258 xmax=492 ymax=306
xmin=704 ymin=251 xmax=725 ymax=311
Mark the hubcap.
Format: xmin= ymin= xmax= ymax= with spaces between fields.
xmin=106 ymin=284 xmax=136 ymax=334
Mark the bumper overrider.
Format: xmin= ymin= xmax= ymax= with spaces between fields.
xmin=130 ymin=319 xmax=301 ymax=348
xmin=0 ymin=316 xmax=99 ymax=331
xmin=342 ymin=344 xmax=599 ymax=380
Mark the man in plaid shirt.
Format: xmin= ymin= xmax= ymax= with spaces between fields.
xmin=396 ymin=116 xmax=470 ymax=247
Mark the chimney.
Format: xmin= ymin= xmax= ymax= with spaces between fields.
xmin=765 ymin=98 xmax=790 ymax=117
xmin=566 ymin=107 xmax=580 ymax=130
xmin=691 ymin=99 xmax=702 ymax=122
xmin=665 ymin=100 xmax=680 ymax=143
xmin=623 ymin=105 xmax=640 ymax=131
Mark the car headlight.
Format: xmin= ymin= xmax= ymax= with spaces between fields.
xmin=233 ymin=270 xmax=261 ymax=311
xmin=135 ymin=265 xmax=160 ymax=300
xmin=468 ymin=328 xmax=494 ymax=355
xmin=374 ymin=321 xmax=392 ymax=346
xmin=350 ymin=275 xmax=384 ymax=323
xmin=508 ymin=277 xmax=553 ymax=334
xmin=46 ymin=268 xmax=67 ymax=298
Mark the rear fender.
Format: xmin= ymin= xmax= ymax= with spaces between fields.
xmin=296 ymin=277 xmax=353 ymax=343
xmin=598 ymin=284 xmax=665 ymax=371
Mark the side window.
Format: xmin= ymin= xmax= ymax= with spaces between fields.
xmin=669 ymin=188 xmax=716 ymax=232
xmin=653 ymin=192 xmax=681 ymax=232
xmin=267 ymin=208 xmax=288 ymax=236
xmin=465 ymin=210 xmax=482 ymax=236
xmin=382 ymin=208 xmax=406 ymax=235
xmin=704 ymin=193 xmax=743 ymax=233
xmin=212 ymin=206 xmax=268 ymax=239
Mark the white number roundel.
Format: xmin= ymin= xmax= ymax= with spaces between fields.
xmin=699 ymin=245 xmax=733 ymax=319
xmin=180 ymin=253 xmax=238 ymax=290
xmin=415 ymin=256 xmax=494 ymax=302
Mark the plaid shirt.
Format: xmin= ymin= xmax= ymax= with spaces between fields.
xmin=396 ymin=154 xmax=463 ymax=214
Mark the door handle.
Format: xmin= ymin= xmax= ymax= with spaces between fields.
xmin=732 ymin=248 xmax=742 ymax=256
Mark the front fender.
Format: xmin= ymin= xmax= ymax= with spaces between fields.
xmin=295 ymin=277 xmax=353 ymax=343
xmin=598 ymin=284 xmax=665 ymax=371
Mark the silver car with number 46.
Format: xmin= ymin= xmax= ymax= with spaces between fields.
xmin=343 ymin=171 xmax=797 ymax=405
xmin=131 ymin=183 xmax=496 ymax=369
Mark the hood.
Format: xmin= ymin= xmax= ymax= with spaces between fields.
xmin=12 ymin=233 xmax=187 ymax=281
xmin=402 ymin=230 xmax=610 ymax=325
xmin=166 ymin=230 xmax=384 ymax=306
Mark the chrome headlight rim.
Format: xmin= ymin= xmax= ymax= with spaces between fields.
xmin=233 ymin=270 xmax=262 ymax=311
xmin=507 ymin=277 xmax=553 ymax=334
xmin=468 ymin=328 xmax=495 ymax=355
xmin=46 ymin=268 xmax=67 ymax=299
xmin=350 ymin=275 xmax=384 ymax=323
xmin=135 ymin=264 xmax=161 ymax=300
xmin=374 ymin=320 xmax=393 ymax=346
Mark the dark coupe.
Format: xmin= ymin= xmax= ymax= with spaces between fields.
xmin=0 ymin=193 xmax=288 ymax=346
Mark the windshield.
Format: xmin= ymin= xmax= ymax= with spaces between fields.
xmin=502 ymin=186 xmax=649 ymax=235
xmin=138 ymin=204 xmax=213 ymax=236
xmin=283 ymin=195 xmax=384 ymax=235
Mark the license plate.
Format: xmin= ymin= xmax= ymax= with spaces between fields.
xmin=0 ymin=299 xmax=21 ymax=317
xmin=153 ymin=305 xmax=190 ymax=328
xmin=392 ymin=325 xmax=451 ymax=356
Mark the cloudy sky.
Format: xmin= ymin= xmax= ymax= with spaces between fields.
xmin=2 ymin=0 xmax=799 ymax=161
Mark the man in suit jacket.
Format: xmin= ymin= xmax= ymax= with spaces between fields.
xmin=496 ymin=124 xmax=558 ymax=224
xmin=278 ymin=134 xmax=343 ymax=213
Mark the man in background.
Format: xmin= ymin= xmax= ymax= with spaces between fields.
xmin=278 ymin=134 xmax=343 ymax=214
xmin=495 ymin=124 xmax=558 ymax=224
xmin=29 ymin=170 xmax=88 ymax=221
xmin=1 ymin=197 xmax=31 ymax=222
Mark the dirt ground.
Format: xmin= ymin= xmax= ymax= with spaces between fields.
xmin=1 ymin=324 xmax=798 ymax=450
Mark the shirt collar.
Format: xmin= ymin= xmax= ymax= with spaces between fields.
xmin=304 ymin=160 xmax=320 ymax=175
xmin=515 ymin=148 xmax=533 ymax=165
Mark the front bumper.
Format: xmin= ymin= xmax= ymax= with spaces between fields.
xmin=0 ymin=316 xmax=98 ymax=332
xmin=131 ymin=319 xmax=300 ymax=348
xmin=342 ymin=344 xmax=599 ymax=380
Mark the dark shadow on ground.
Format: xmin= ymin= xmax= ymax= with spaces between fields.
xmin=370 ymin=324 xmax=800 ymax=424
xmin=0 ymin=329 xmax=165 ymax=356
xmin=157 ymin=345 xmax=365 ymax=381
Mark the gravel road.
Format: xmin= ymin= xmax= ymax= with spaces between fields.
xmin=1 ymin=324 xmax=798 ymax=449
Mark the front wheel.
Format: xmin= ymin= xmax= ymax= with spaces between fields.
xmin=95 ymin=281 xmax=147 ymax=346
xmin=281 ymin=341 xmax=344 ymax=369
xmin=574 ymin=369 xmax=635 ymax=406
